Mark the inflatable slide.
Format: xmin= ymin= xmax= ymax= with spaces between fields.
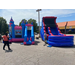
xmin=23 ymin=24 xmax=35 ymax=45
xmin=40 ymin=16 xmax=74 ymax=46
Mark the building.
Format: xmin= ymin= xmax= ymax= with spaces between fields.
xmin=57 ymin=21 xmax=75 ymax=34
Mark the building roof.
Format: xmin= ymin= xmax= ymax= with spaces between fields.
xmin=57 ymin=21 xmax=75 ymax=27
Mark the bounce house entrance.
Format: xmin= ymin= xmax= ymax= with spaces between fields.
xmin=15 ymin=35 xmax=22 ymax=38
xmin=27 ymin=30 xmax=31 ymax=40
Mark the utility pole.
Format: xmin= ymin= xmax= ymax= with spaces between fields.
xmin=65 ymin=22 xmax=68 ymax=34
xmin=36 ymin=9 xmax=42 ymax=38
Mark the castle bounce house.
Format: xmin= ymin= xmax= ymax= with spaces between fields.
xmin=8 ymin=17 xmax=35 ymax=45
xmin=40 ymin=16 xmax=74 ymax=47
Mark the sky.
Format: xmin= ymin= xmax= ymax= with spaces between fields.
xmin=0 ymin=9 xmax=75 ymax=25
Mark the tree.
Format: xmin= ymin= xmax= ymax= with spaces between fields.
xmin=0 ymin=17 xmax=8 ymax=35
xmin=28 ymin=18 xmax=38 ymax=32
xmin=19 ymin=19 xmax=27 ymax=26
xmin=36 ymin=26 xmax=39 ymax=33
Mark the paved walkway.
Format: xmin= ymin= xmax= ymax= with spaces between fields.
xmin=0 ymin=34 xmax=75 ymax=65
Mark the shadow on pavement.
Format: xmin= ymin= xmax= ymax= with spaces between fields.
xmin=11 ymin=41 xmax=40 ymax=46
xmin=13 ymin=42 xmax=22 ymax=44
xmin=55 ymin=45 xmax=75 ymax=48
xmin=34 ymin=41 xmax=40 ymax=45
xmin=23 ymin=40 xmax=40 ymax=46
xmin=5 ymin=49 xmax=13 ymax=53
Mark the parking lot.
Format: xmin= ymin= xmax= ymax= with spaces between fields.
xmin=0 ymin=34 xmax=75 ymax=65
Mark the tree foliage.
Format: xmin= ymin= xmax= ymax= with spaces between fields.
xmin=0 ymin=17 xmax=8 ymax=35
xmin=19 ymin=19 xmax=27 ymax=26
xmin=0 ymin=17 xmax=38 ymax=35
xmin=28 ymin=18 xmax=38 ymax=32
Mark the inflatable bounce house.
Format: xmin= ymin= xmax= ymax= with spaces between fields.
xmin=40 ymin=16 xmax=74 ymax=47
xmin=8 ymin=17 xmax=35 ymax=45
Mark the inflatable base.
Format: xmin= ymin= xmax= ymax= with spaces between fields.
xmin=47 ymin=35 xmax=74 ymax=47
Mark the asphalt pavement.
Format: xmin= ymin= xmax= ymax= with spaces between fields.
xmin=0 ymin=34 xmax=75 ymax=65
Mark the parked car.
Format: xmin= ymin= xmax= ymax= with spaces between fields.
xmin=34 ymin=32 xmax=37 ymax=35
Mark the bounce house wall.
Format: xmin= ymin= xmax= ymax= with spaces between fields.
xmin=24 ymin=26 xmax=27 ymax=42
xmin=22 ymin=26 xmax=25 ymax=38
xmin=21 ymin=22 xmax=25 ymax=38
xmin=40 ymin=22 xmax=45 ymax=41
xmin=31 ymin=26 xmax=34 ymax=42
xmin=11 ymin=24 xmax=15 ymax=38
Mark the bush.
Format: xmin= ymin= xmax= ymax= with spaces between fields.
xmin=68 ymin=31 xmax=75 ymax=34
xmin=6 ymin=31 xmax=9 ymax=34
xmin=36 ymin=31 xmax=39 ymax=33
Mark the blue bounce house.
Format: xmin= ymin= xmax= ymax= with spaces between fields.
xmin=8 ymin=17 xmax=35 ymax=45
xmin=40 ymin=16 xmax=74 ymax=47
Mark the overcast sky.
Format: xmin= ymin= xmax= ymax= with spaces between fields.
xmin=0 ymin=9 xmax=75 ymax=25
